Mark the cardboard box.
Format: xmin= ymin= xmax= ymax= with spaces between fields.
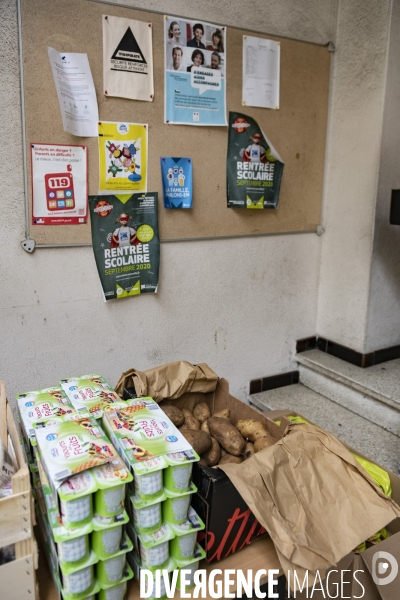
xmin=117 ymin=366 xmax=285 ymax=563
xmin=188 ymin=381 xmax=286 ymax=562
xmin=266 ymin=409 xmax=400 ymax=599
xmin=159 ymin=378 xmax=286 ymax=563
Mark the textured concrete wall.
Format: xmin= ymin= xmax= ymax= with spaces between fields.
xmin=316 ymin=0 xmax=392 ymax=352
xmin=0 ymin=0 xmax=336 ymax=403
xmin=366 ymin=0 xmax=400 ymax=351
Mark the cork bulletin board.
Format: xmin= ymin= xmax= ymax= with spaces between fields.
xmin=20 ymin=0 xmax=331 ymax=246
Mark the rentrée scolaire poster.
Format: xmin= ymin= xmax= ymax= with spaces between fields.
xmin=89 ymin=193 xmax=159 ymax=301
xmin=226 ymin=112 xmax=284 ymax=209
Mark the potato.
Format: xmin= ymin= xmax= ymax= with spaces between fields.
xmin=182 ymin=408 xmax=194 ymax=418
xmin=220 ymin=447 xmax=227 ymax=457
xmin=160 ymin=405 xmax=184 ymax=427
xmin=201 ymin=437 xmax=221 ymax=467
xmin=198 ymin=458 xmax=208 ymax=466
xmin=193 ymin=402 xmax=211 ymax=423
xmin=184 ymin=414 xmax=200 ymax=430
xmin=254 ymin=435 xmax=276 ymax=453
xmin=218 ymin=454 xmax=243 ymax=465
xmin=212 ymin=409 xmax=230 ymax=421
xmin=200 ymin=420 xmax=210 ymax=434
xmin=207 ymin=417 xmax=245 ymax=457
xmin=243 ymin=441 xmax=255 ymax=460
xmin=180 ymin=429 xmax=212 ymax=455
xmin=236 ymin=419 xmax=269 ymax=443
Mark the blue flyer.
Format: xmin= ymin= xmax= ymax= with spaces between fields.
xmin=164 ymin=16 xmax=227 ymax=126
xmin=160 ymin=157 xmax=193 ymax=208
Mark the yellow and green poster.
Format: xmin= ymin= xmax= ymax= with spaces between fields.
xmin=98 ymin=121 xmax=148 ymax=193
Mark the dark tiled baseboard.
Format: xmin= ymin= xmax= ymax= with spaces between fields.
xmin=249 ymin=371 xmax=299 ymax=395
xmin=296 ymin=336 xmax=400 ymax=368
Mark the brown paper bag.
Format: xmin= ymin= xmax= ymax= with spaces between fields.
xmin=219 ymin=422 xmax=400 ymax=582
xmin=114 ymin=361 xmax=218 ymax=402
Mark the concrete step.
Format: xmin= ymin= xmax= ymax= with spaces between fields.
xmin=296 ymin=349 xmax=400 ymax=437
xmin=250 ymin=383 xmax=400 ymax=473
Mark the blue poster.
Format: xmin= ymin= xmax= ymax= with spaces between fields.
xmin=164 ymin=16 xmax=227 ymax=126
xmin=160 ymin=157 xmax=193 ymax=208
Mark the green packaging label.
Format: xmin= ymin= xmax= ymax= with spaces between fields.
xmin=60 ymin=374 xmax=124 ymax=419
xmin=35 ymin=417 xmax=120 ymax=488
xmin=102 ymin=398 xmax=193 ymax=464
xmin=17 ymin=387 xmax=76 ymax=443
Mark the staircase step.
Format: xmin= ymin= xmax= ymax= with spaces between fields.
xmin=296 ymin=349 xmax=400 ymax=409
xmin=250 ymin=383 xmax=400 ymax=473
xmin=299 ymin=365 xmax=400 ymax=437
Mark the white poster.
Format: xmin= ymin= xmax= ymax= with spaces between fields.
xmin=31 ymin=144 xmax=87 ymax=225
xmin=103 ymin=14 xmax=154 ymax=102
xmin=48 ymin=47 xmax=99 ymax=137
xmin=242 ymin=36 xmax=280 ymax=110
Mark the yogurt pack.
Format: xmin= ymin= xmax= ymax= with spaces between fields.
xmin=102 ymin=398 xmax=200 ymax=500
xmin=175 ymin=543 xmax=207 ymax=591
xmin=96 ymin=544 xmax=134 ymax=587
xmin=36 ymin=499 xmax=101 ymax=600
xmin=35 ymin=417 xmax=132 ymax=531
xmin=169 ymin=506 xmax=205 ymax=564
xmin=92 ymin=511 xmax=130 ymax=560
xmin=35 ymin=416 xmax=121 ymax=488
xmin=60 ymin=375 xmax=125 ymax=420
xmin=128 ymin=546 xmax=176 ymax=600
xmin=17 ymin=387 xmax=76 ymax=445
xmin=133 ymin=523 xmax=175 ymax=570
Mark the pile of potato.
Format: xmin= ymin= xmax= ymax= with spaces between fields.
xmin=161 ymin=402 xmax=276 ymax=467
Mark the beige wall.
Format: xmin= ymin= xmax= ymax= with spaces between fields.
xmin=0 ymin=0 xmax=337 ymax=403
xmin=316 ymin=0 xmax=392 ymax=352
xmin=366 ymin=0 xmax=400 ymax=351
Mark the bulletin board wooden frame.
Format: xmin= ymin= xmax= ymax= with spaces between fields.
xmin=19 ymin=0 xmax=331 ymax=247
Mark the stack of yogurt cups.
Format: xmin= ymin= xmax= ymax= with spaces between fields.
xmin=101 ymin=398 xmax=207 ymax=598
xmin=15 ymin=378 xmax=135 ymax=600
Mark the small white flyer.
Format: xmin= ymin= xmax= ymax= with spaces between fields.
xmin=242 ymin=36 xmax=280 ymax=109
xmin=48 ymin=47 xmax=99 ymax=137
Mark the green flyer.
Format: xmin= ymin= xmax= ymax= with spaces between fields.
xmin=226 ymin=111 xmax=284 ymax=209
xmin=89 ymin=193 xmax=160 ymax=300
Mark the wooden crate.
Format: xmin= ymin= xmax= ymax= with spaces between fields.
xmin=0 ymin=381 xmax=38 ymax=599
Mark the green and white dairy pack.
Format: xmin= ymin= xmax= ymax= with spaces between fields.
xmin=60 ymin=374 xmax=125 ymax=420
xmin=102 ymin=398 xmax=199 ymax=495
xmin=17 ymin=387 xmax=76 ymax=444
xmin=35 ymin=416 xmax=120 ymax=488
xmin=169 ymin=507 xmax=205 ymax=563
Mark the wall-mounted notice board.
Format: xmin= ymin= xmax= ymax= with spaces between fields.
xmin=20 ymin=0 xmax=330 ymax=245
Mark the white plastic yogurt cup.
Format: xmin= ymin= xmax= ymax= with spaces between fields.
xmin=132 ymin=503 xmax=162 ymax=531
xmin=139 ymin=540 xmax=169 ymax=568
xmin=62 ymin=566 xmax=93 ymax=594
xmin=57 ymin=535 xmax=88 ymax=563
xmin=60 ymin=495 xmax=91 ymax=525
xmin=134 ymin=471 xmax=163 ymax=499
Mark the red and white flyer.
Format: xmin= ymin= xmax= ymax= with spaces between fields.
xmin=31 ymin=143 xmax=88 ymax=225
